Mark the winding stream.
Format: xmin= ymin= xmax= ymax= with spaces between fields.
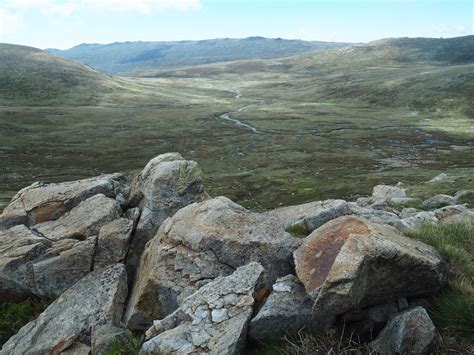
xmin=217 ymin=91 xmax=262 ymax=134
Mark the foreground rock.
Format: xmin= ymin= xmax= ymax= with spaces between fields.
xmin=142 ymin=262 xmax=264 ymax=354
xmin=370 ymin=307 xmax=436 ymax=355
xmin=0 ymin=174 xmax=129 ymax=230
xmin=249 ymin=274 xmax=315 ymax=339
xmin=33 ymin=194 xmax=122 ymax=241
xmin=1 ymin=264 xmax=127 ymax=355
xmin=125 ymin=153 xmax=208 ymax=275
xmin=125 ymin=197 xmax=300 ymax=331
xmin=294 ymin=216 xmax=447 ymax=328
xmin=0 ymin=195 xmax=122 ymax=297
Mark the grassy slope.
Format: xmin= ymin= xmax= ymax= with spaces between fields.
xmin=0 ymin=43 xmax=126 ymax=106
xmin=47 ymin=37 xmax=352 ymax=74
xmin=1 ymin=36 xmax=473 ymax=212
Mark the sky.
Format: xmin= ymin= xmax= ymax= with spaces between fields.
xmin=0 ymin=0 xmax=472 ymax=49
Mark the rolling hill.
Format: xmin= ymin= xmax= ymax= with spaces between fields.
xmin=0 ymin=43 xmax=122 ymax=106
xmin=47 ymin=37 xmax=352 ymax=74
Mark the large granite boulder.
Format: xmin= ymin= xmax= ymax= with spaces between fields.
xmin=1 ymin=264 xmax=128 ymax=355
xmin=370 ymin=307 xmax=436 ymax=355
xmin=126 ymin=153 xmax=208 ymax=275
xmin=125 ymin=196 xmax=300 ymax=331
xmin=0 ymin=174 xmax=129 ymax=229
xmin=294 ymin=215 xmax=447 ymax=328
xmin=141 ymin=262 xmax=264 ymax=355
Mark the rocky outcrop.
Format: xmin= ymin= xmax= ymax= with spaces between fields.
xmin=2 ymin=159 xmax=470 ymax=353
xmin=370 ymin=307 xmax=436 ymax=355
xmin=0 ymin=195 xmax=121 ymax=298
xmin=294 ymin=216 xmax=447 ymax=328
xmin=125 ymin=153 xmax=208 ymax=276
xmin=141 ymin=262 xmax=264 ymax=354
xmin=0 ymin=174 xmax=129 ymax=230
xmin=125 ymin=196 xmax=300 ymax=331
xmin=248 ymin=274 xmax=315 ymax=339
xmin=1 ymin=264 xmax=127 ymax=355
xmin=0 ymin=153 xmax=205 ymax=300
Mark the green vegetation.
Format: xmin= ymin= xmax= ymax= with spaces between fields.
xmin=0 ymin=297 xmax=53 ymax=346
xmin=407 ymin=172 xmax=474 ymax=207
xmin=1 ymin=37 xmax=473 ymax=213
xmin=407 ymin=220 xmax=474 ymax=351
xmin=285 ymin=224 xmax=309 ymax=238
xmin=103 ymin=332 xmax=144 ymax=355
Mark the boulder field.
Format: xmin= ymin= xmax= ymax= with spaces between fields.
xmin=0 ymin=153 xmax=472 ymax=354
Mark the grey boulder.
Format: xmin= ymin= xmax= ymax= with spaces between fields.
xmin=1 ymin=264 xmax=128 ymax=355
xmin=370 ymin=307 xmax=436 ymax=355
xmin=126 ymin=153 xmax=208 ymax=275
xmin=141 ymin=262 xmax=264 ymax=355
xmin=0 ymin=174 xmax=128 ymax=229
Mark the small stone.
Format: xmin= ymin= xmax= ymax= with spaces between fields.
xmin=223 ymin=293 xmax=238 ymax=305
xmin=211 ymin=308 xmax=229 ymax=323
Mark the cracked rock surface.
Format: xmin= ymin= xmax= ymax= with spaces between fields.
xmin=125 ymin=196 xmax=300 ymax=331
xmin=141 ymin=262 xmax=264 ymax=355
xmin=294 ymin=215 xmax=447 ymax=328
xmin=1 ymin=264 xmax=127 ymax=355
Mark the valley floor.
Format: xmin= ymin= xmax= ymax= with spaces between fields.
xmin=1 ymin=65 xmax=473 ymax=211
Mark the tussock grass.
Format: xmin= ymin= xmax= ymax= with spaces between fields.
xmin=281 ymin=329 xmax=375 ymax=355
xmin=407 ymin=220 xmax=474 ymax=349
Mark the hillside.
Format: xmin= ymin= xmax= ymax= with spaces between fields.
xmin=47 ymin=37 xmax=352 ymax=74
xmin=0 ymin=43 xmax=122 ymax=106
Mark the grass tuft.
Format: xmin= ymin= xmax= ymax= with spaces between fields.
xmin=285 ymin=224 xmax=309 ymax=238
xmin=103 ymin=332 xmax=144 ymax=355
xmin=0 ymin=297 xmax=53 ymax=346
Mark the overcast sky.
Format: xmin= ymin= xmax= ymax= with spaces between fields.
xmin=0 ymin=0 xmax=472 ymax=49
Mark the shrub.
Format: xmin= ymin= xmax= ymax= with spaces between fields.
xmin=0 ymin=297 xmax=53 ymax=346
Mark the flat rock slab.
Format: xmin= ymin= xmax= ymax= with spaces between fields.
xmin=294 ymin=215 xmax=447 ymax=328
xmin=33 ymin=194 xmax=122 ymax=241
xmin=142 ymin=262 xmax=264 ymax=355
xmin=1 ymin=264 xmax=128 ymax=355
xmin=0 ymin=174 xmax=129 ymax=229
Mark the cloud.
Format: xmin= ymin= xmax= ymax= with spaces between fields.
xmin=2 ymin=0 xmax=202 ymax=16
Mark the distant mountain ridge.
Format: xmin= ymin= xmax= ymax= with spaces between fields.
xmin=47 ymin=37 xmax=353 ymax=74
